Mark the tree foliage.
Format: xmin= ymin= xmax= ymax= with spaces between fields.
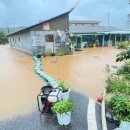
xmin=116 ymin=48 xmax=130 ymax=62
xmin=0 ymin=31 xmax=8 ymax=44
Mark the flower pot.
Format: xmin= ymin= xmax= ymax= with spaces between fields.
xmin=57 ymin=112 xmax=71 ymax=125
xmin=62 ymin=88 xmax=70 ymax=100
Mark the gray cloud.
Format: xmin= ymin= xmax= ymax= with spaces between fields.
xmin=0 ymin=0 xmax=129 ymax=29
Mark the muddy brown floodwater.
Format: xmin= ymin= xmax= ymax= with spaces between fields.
xmin=0 ymin=45 xmax=121 ymax=121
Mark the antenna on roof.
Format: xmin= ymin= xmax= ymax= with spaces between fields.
xmin=70 ymin=0 xmax=82 ymax=12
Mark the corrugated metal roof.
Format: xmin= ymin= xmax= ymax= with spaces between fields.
xmin=70 ymin=25 xmax=119 ymax=34
xmin=70 ymin=20 xmax=100 ymax=24
xmin=103 ymin=30 xmax=130 ymax=34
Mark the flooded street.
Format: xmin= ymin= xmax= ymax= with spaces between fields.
xmin=43 ymin=47 xmax=121 ymax=99
xmin=0 ymin=45 xmax=120 ymax=121
xmin=0 ymin=45 xmax=44 ymax=121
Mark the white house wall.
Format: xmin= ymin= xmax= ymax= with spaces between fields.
xmin=8 ymin=30 xmax=66 ymax=54
xmin=35 ymin=31 xmax=55 ymax=53
xmin=9 ymin=32 xmax=32 ymax=51
xmin=31 ymin=30 xmax=65 ymax=53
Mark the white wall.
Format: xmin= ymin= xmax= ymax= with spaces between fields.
xmin=9 ymin=32 xmax=32 ymax=51
xmin=8 ymin=30 xmax=66 ymax=54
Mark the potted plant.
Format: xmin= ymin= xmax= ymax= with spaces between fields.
xmin=58 ymin=80 xmax=71 ymax=100
xmin=52 ymin=100 xmax=73 ymax=125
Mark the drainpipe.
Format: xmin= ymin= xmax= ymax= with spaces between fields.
xmin=102 ymin=35 xmax=105 ymax=47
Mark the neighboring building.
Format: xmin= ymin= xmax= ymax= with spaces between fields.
xmin=8 ymin=14 xmax=130 ymax=53
xmin=7 ymin=10 xmax=71 ymax=55
xmin=70 ymin=20 xmax=100 ymax=27
xmin=69 ymin=20 xmax=130 ymax=48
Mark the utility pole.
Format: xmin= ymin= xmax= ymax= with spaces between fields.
xmin=6 ymin=23 xmax=10 ymax=34
xmin=107 ymin=12 xmax=110 ymax=26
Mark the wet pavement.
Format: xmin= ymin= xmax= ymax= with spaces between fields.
xmin=0 ymin=91 xmax=102 ymax=130
xmin=107 ymin=120 xmax=118 ymax=130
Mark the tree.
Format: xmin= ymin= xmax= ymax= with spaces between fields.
xmin=0 ymin=31 xmax=8 ymax=44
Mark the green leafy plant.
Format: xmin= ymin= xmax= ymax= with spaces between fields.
xmin=52 ymin=100 xmax=73 ymax=114
xmin=106 ymin=47 xmax=130 ymax=122
xmin=56 ymin=51 xmax=65 ymax=56
xmin=116 ymin=49 xmax=130 ymax=62
xmin=123 ymin=63 xmax=130 ymax=73
xmin=106 ymin=76 xmax=130 ymax=95
xmin=58 ymin=80 xmax=69 ymax=92
xmin=124 ymin=73 xmax=130 ymax=80
xmin=106 ymin=76 xmax=120 ymax=93
xmin=116 ymin=41 xmax=129 ymax=49
xmin=116 ymin=61 xmax=130 ymax=75
xmin=106 ymin=95 xmax=130 ymax=122
xmin=116 ymin=67 xmax=124 ymax=75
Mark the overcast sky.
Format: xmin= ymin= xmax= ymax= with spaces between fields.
xmin=0 ymin=0 xmax=130 ymax=29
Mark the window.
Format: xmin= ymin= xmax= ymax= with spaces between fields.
xmin=45 ymin=34 xmax=54 ymax=42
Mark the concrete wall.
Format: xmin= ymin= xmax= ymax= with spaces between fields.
xmin=31 ymin=31 xmax=55 ymax=53
xmin=8 ymin=30 xmax=67 ymax=54
xmin=33 ymin=31 xmax=67 ymax=53
xmin=8 ymin=31 xmax=32 ymax=51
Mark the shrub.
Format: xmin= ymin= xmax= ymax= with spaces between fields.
xmin=0 ymin=31 xmax=8 ymax=44
xmin=116 ymin=41 xmax=129 ymax=49
xmin=106 ymin=95 xmax=130 ymax=122
xmin=56 ymin=51 xmax=65 ymax=56
xmin=116 ymin=61 xmax=130 ymax=75
xmin=106 ymin=76 xmax=130 ymax=95
xmin=106 ymin=76 xmax=119 ymax=93
xmin=116 ymin=67 xmax=125 ymax=75
xmin=124 ymin=73 xmax=130 ymax=80
xmin=116 ymin=49 xmax=130 ymax=62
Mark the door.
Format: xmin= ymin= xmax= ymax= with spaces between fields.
xmin=77 ymin=36 xmax=82 ymax=48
